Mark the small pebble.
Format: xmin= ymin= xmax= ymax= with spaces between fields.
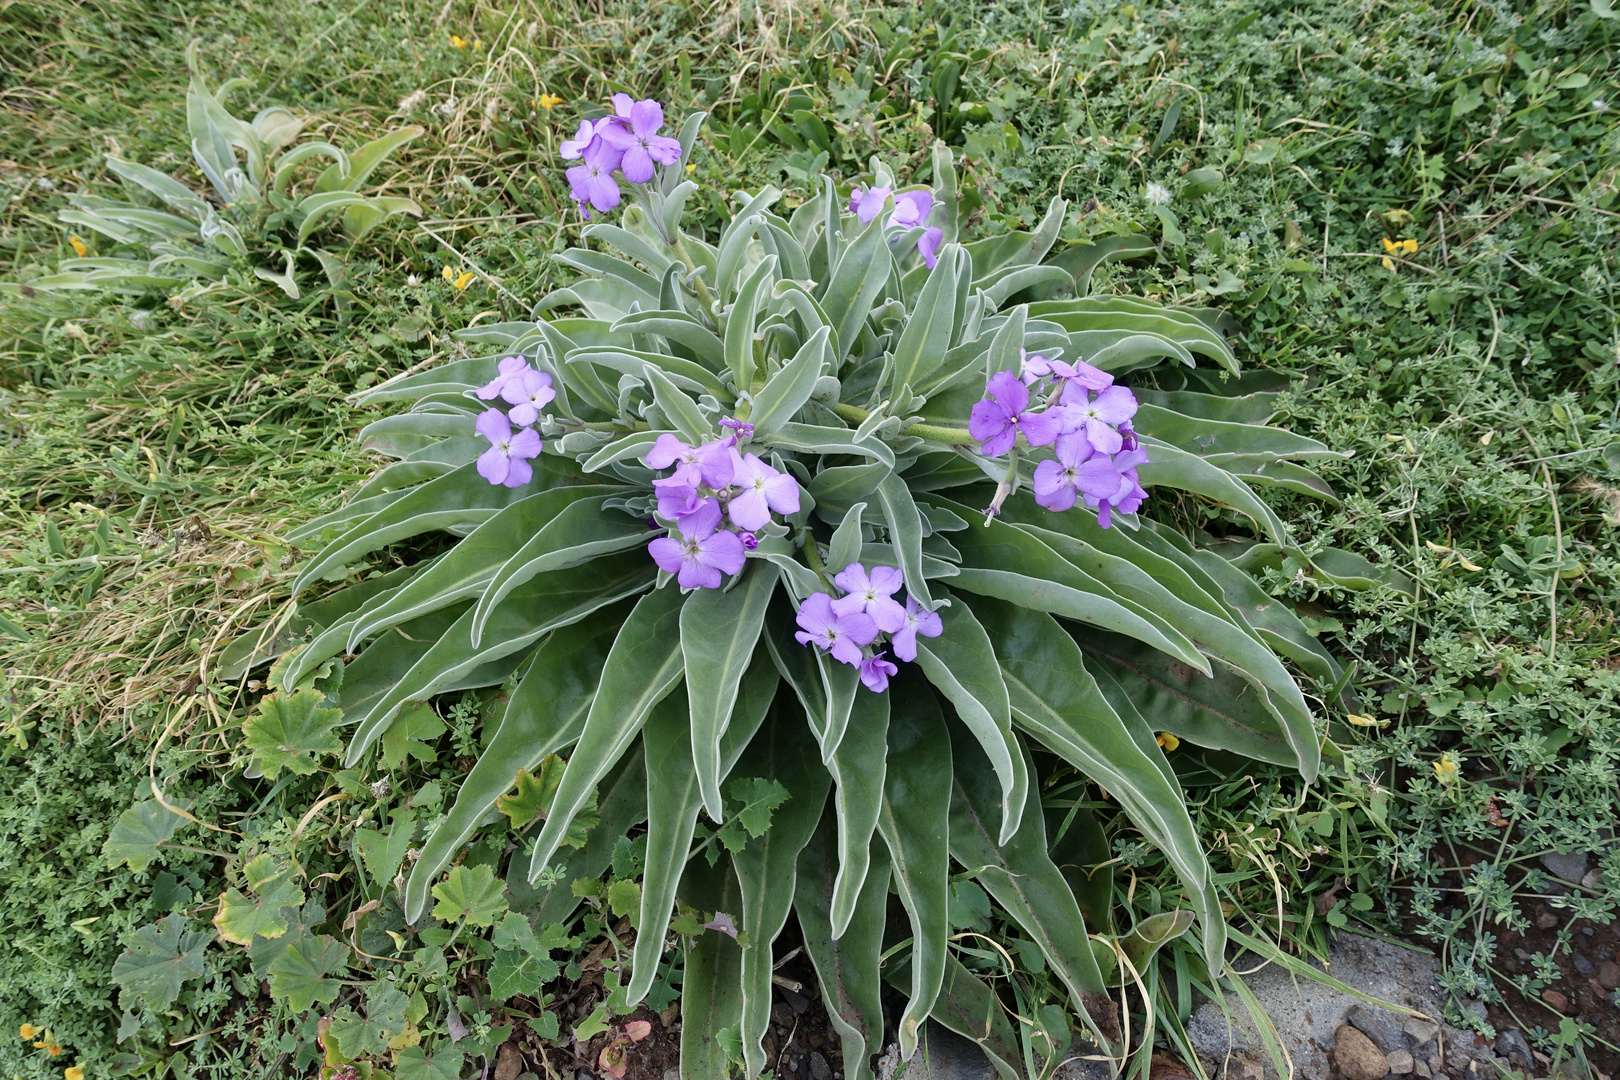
xmin=1574 ymin=955 xmax=1595 ymax=977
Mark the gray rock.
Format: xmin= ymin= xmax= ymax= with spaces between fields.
xmin=899 ymin=1022 xmax=1000 ymax=1079
xmin=1575 ymin=955 xmax=1596 ymax=977
xmin=1387 ymin=1049 xmax=1415 ymax=1075
xmin=1348 ymin=1004 xmax=1408 ymax=1053
xmin=1403 ymin=1019 xmax=1439 ymax=1056
xmin=1412 ymin=1060 xmax=1430 ymax=1079
xmin=1186 ymin=1002 xmax=1252 ymax=1063
xmin=1542 ymin=852 xmax=1591 ymax=883
xmin=1581 ymin=868 xmax=1603 ymax=890
xmin=810 ymin=1051 xmax=833 ymax=1080
xmin=1495 ymin=1029 xmax=1534 ymax=1072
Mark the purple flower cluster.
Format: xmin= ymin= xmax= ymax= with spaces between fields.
xmin=561 ymin=95 xmax=683 ymax=218
xmin=967 ymin=350 xmax=1148 ymax=528
xmin=793 ymin=564 xmax=942 ymax=693
xmin=474 ymin=356 xmax=555 ymax=487
xmin=847 ymin=185 xmax=945 ymax=269
xmin=644 ymin=431 xmax=801 ymax=589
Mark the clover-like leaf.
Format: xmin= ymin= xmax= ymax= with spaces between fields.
xmin=330 ymin=983 xmax=412 ymax=1059
xmin=393 ymin=1046 xmax=465 ymax=1080
xmin=243 ymin=688 xmax=343 ymax=778
xmin=430 ymin=863 xmax=508 ymax=927
xmin=714 ymin=776 xmax=789 ymax=855
xmin=267 ymin=933 xmax=349 ymax=1011
xmin=110 ymin=913 xmax=210 ymax=1011
xmin=380 ymin=704 xmax=447 ymax=770
xmin=103 ymin=792 xmax=192 ymax=872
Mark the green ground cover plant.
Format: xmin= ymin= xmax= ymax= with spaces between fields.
xmin=1 ymin=0 xmax=1617 ymax=1077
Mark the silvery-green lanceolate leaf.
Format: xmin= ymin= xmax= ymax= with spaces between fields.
xmin=795 ymin=808 xmax=891 ymax=1080
xmin=726 ymin=255 xmax=777 ymax=393
xmin=733 ymin=702 xmax=832 ymax=1079
xmin=887 ymin=245 xmax=960 ymax=395
xmin=826 ymin=501 xmax=866 ymax=576
xmin=874 ymin=473 xmax=933 ymax=612
xmin=948 ymin=732 xmax=1111 ymax=1033
xmin=404 ymin=602 xmax=631 ymax=922
xmin=876 ymin=676 xmax=952 ymax=1060
xmin=571 ymin=347 xmax=730 ymax=401
xmin=678 ymin=855 xmax=744 ymax=1080
xmin=682 ymin=562 xmax=778 ymax=821
xmin=610 ymin=310 xmax=725 ymax=363
xmin=628 ymin=648 xmax=776 ymax=1005
xmin=973 ymin=596 xmax=1225 ymax=972
xmin=527 ymin=585 xmax=685 ymax=881
xmin=821 ymin=214 xmax=892 ymax=366
xmin=762 ymin=422 xmax=895 ymax=468
xmin=914 ymin=589 xmax=1025 ymax=845
xmin=509 ymin=749 xmax=647 ymax=926
xmin=347 ymin=487 xmax=618 ymax=649
xmin=469 ymin=498 xmax=651 ymax=647
xmin=749 ymin=325 xmax=830 ymax=435
xmin=344 ymin=551 xmax=655 ymax=766
xmin=644 ymin=366 xmax=715 ymax=445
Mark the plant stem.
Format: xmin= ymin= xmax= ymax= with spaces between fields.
xmin=831 ymin=402 xmax=973 ymax=445
xmin=669 ymin=231 xmax=716 ymax=316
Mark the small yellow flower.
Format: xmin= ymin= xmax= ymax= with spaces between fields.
xmin=1381 ymin=237 xmax=1398 ymax=254
xmin=34 ymin=1042 xmax=47 ymax=1049
xmin=1155 ymin=732 xmax=1180 ymax=751
xmin=19 ymin=1025 xmax=40 ymax=1040
xmin=1345 ymin=713 xmax=1388 ymax=728
xmin=1433 ymin=754 xmax=1459 ymax=784
xmin=68 ymin=236 xmax=89 ymax=258
xmin=686 ymin=162 xmax=696 ymax=174
xmin=452 ymin=270 xmax=476 ymax=291
xmin=1381 ymin=256 xmax=1395 ymax=272
xmin=46 ymin=1044 xmax=63 ymax=1057
xmin=450 ymin=34 xmax=470 ymax=48
xmin=1400 ymin=238 xmax=1418 ymax=254
xmin=539 ymin=93 xmax=563 ymax=111
xmin=66 ymin=1067 xmax=84 ymax=1080
xmin=473 ymin=38 xmax=483 ymax=49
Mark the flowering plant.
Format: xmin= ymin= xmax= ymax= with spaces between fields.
xmin=258 ymin=103 xmax=1368 ymax=1078
xmin=3 ymin=42 xmax=422 ymax=302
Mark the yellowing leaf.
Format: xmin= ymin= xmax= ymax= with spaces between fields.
xmin=243 ymin=689 xmax=342 ymax=779
xmin=497 ymin=756 xmax=598 ymax=848
xmin=1344 ymin=713 xmax=1388 ymax=728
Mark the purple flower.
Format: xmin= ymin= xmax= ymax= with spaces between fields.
xmin=968 ymin=371 xmax=1063 ymax=456
xmin=916 ymin=226 xmax=944 ymax=269
xmin=739 ymin=531 xmax=758 ymax=551
xmin=500 ymin=368 xmax=556 ymax=426
xmin=848 ymin=185 xmax=892 ymax=223
xmin=566 ymin=137 xmax=624 ymax=217
xmin=475 ymin=408 xmax=542 ymax=487
xmin=888 ymin=190 xmax=933 ymax=229
xmin=647 ymin=498 xmax=746 ymax=589
xmin=890 ymin=595 xmax=943 ymax=663
xmin=727 ymin=451 xmax=800 ymax=530
xmin=1075 ymin=447 xmax=1150 ymax=528
xmin=644 ymin=433 xmax=736 ymax=488
xmin=1118 ymin=419 xmax=1139 ymax=453
xmin=653 ymin=463 xmax=704 ymax=520
xmin=1023 ymin=350 xmax=1114 ymax=395
xmin=477 ymin=355 xmax=531 ymax=400
xmin=560 ymin=119 xmax=602 ymax=160
xmin=1060 ymin=384 xmax=1139 ymax=455
xmin=719 ymin=417 xmax=754 ymax=438
xmin=1032 ymin=432 xmax=1098 ymax=512
xmin=830 ymin=563 xmax=906 ymax=634
xmin=860 ymin=650 xmax=899 ymax=693
xmin=598 ymin=99 xmax=683 ymax=184
xmin=793 ymin=592 xmax=877 ymax=667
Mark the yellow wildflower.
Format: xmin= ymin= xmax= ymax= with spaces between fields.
xmin=34 ymin=1042 xmax=47 ymax=1049
xmin=1381 ymin=237 xmax=1398 ymax=254
xmin=451 ymin=270 xmax=476 ymax=291
xmin=1433 ymin=754 xmax=1459 ymax=784
xmin=539 ymin=93 xmax=563 ymax=110
xmin=19 ymin=1025 xmax=40 ymax=1040
xmin=450 ymin=34 xmax=470 ymax=48
xmin=1381 ymin=256 xmax=1395 ymax=271
xmin=1345 ymin=713 xmax=1388 ymax=728
xmin=46 ymin=1044 xmax=63 ymax=1057
xmin=686 ymin=162 xmax=696 ymax=174
xmin=66 ymin=1067 xmax=84 ymax=1080
xmin=473 ymin=38 xmax=483 ymax=49
xmin=68 ymin=236 xmax=89 ymax=258
xmin=441 ymin=265 xmax=455 ymax=282
xmin=1155 ymin=732 xmax=1180 ymax=751
xmin=1400 ymin=238 xmax=1418 ymax=254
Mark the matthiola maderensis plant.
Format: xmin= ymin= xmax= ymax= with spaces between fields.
xmin=250 ymin=102 xmax=1375 ymax=1078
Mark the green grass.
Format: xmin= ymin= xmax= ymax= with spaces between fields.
xmin=1 ymin=0 xmax=1617 ymax=1074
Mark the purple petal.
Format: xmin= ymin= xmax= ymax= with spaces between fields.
xmin=619 ymin=145 xmax=655 ymax=184
xmin=501 ymin=455 xmax=533 ymax=488
xmin=509 ymin=427 xmax=543 ymax=459
xmin=1033 ymin=459 xmax=1077 ymax=512
xmin=645 ymin=433 xmax=693 ymax=470
xmin=676 ymin=497 xmax=723 ymax=539
xmin=477 ymin=445 xmax=510 ymax=486
xmin=890 ymin=625 xmax=919 ymax=663
xmin=985 ymin=370 xmax=1029 ymax=414
xmin=1018 ymin=409 xmax=1063 ymax=448
xmin=868 ymin=565 xmax=904 ymax=597
xmin=832 ymin=563 xmax=870 ymax=596
xmin=695 ymin=529 xmax=746 ymax=580
xmin=727 ymin=487 xmax=771 ymax=531
xmin=836 ymin=610 xmax=879 ymax=648
xmin=646 ymin=134 xmax=684 ymax=165
xmin=853 ymin=186 xmax=891 ymax=223
xmin=1086 ymin=418 xmax=1124 ymax=456
xmin=917 ymin=226 xmax=944 ymax=269
xmin=475 ymin=408 xmax=511 ymax=444
xmin=1090 ymin=385 xmax=1139 ymax=424
xmin=611 ymin=93 xmax=635 ymax=117
xmin=629 ymin=99 xmax=664 ymax=136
